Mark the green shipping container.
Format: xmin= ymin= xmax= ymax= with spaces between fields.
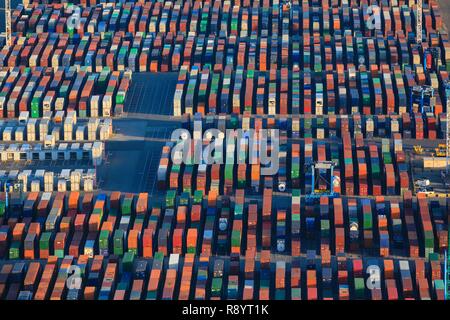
xmin=0 ymin=201 xmax=5 ymax=217
xmin=116 ymin=92 xmax=126 ymax=105
xmin=99 ymin=230 xmax=109 ymax=251
xmin=291 ymin=164 xmax=300 ymax=179
xmin=363 ymin=214 xmax=372 ymax=229
xmin=234 ymin=204 xmax=243 ymax=218
xmin=354 ymin=278 xmax=365 ymax=299
xmin=225 ymin=164 xmax=233 ymax=182
xmin=321 ymin=220 xmax=330 ymax=237
xmin=200 ymin=20 xmax=208 ymax=33
xmin=383 ymin=153 xmax=392 ymax=164
xmin=193 ymin=190 xmax=203 ymax=205
xmin=113 ymin=229 xmax=124 ymax=256
xmin=229 ymin=115 xmax=239 ymax=129
xmin=231 ymin=231 xmax=241 ymax=247
xmin=31 ymin=98 xmax=40 ymax=118
xmin=211 ymin=278 xmax=222 ymax=296
xmin=187 ymin=245 xmax=196 ymax=254
xmin=146 ymin=290 xmax=157 ymax=300
xmin=121 ymin=198 xmax=132 ymax=215
xmin=291 ymin=288 xmax=301 ymax=299
xmin=40 ymin=232 xmax=51 ymax=250
xmin=123 ymin=251 xmax=135 ymax=272
xmin=55 ymin=249 xmax=64 ymax=258
xmin=166 ymin=190 xmax=176 ymax=208
xmin=117 ymin=282 xmax=128 ymax=291
xmin=9 ymin=241 xmax=20 ymax=259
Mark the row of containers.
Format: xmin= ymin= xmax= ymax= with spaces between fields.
xmin=157 ymin=122 xmax=425 ymax=196
xmin=0 ymin=190 xmax=447 ymax=263
xmin=0 ymin=141 xmax=105 ymax=165
xmin=8 ymin=0 xmax=447 ymax=51
xmin=0 ymin=67 xmax=130 ymax=119
xmin=0 ymin=190 xmax=447 ymax=299
xmin=0 ymin=169 xmax=97 ymax=193
xmin=175 ymin=112 xmax=448 ymax=140
xmin=0 ymin=253 xmax=446 ymax=300
xmin=10 ymin=1 xmax=446 ymax=39
xmin=0 ymin=112 xmax=113 ymax=143
xmin=4 ymin=13 xmax=450 ymax=74
xmin=2 ymin=2 xmax=450 ymax=74
xmin=173 ymin=65 xmax=450 ymax=116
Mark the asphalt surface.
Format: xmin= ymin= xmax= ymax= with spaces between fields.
xmin=98 ymin=118 xmax=180 ymax=194
xmin=125 ymin=72 xmax=178 ymax=115
xmin=94 ymin=72 xmax=180 ymax=193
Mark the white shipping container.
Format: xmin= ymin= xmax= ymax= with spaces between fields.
xmin=19 ymin=111 xmax=29 ymax=124
xmin=173 ymin=90 xmax=183 ymax=116
xmin=14 ymin=127 xmax=25 ymax=142
xmin=44 ymin=135 xmax=55 ymax=148
xmin=102 ymin=95 xmax=112 ymax=110
xmin=44 ymin=183 xmax=54 ymax=192
xmin=268 ymin=96 xmax=276 ymax=115
xmin=52 ymin=54 xmax=60 ymax=67
xmin=90 ymin=95 xmax=101 ymax=117
xmin=76 ymin=126 xmax=86 ymax=141
xmin=55 ymin=97 xmax=65 ymax=111
xmin=27 ymin=119 xmax=37 ymax=141
xmin=39 ymin=119 xmax=49 ymax=141
xmin=51 ymin=127 xmax=60 ymax=141
xmin=31 ymin=180 xmax=40 ymax=192
xmin=30 ymin=55 xmax=38 ymax=67
xmin=17 ymin=171 xmax=29 ymax=192
xmin=83 ymin=178 xmax=94 ymax=191
xmin=3 ymin=127 xmax=12 ymax=141
xmin=57 ymin=179 xmax=67 ymax=192
xmin=99 ymin=126 xmax=109 ymax=140
xmin=92 ymin=141 xmax=104 ymax=165
xmin=0 ymin=97 xmax=6 ymax=114
xmin=317 ymin=128 xmax=325 ymax=139
xmin=44 ymin=171 xmax=53 ymax=184
xmin=43 ymin=95 xmax=54 ymax=112
xmin=64 ymin=118 xmax=74 ymax=141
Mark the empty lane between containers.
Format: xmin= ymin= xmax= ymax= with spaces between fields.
xmin=125 ymin=72 xmax=178 ymax=116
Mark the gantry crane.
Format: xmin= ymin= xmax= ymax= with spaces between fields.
xmin=443 ymin=80 xmax=450 ymax=301
xmin=410 ymin=85 xmax=435 ymax=114
xmin=0 ymin=0 xmax=12 ymax=47
xmin=305 ymin=161 xmax=338 ymax=200
xmin=444 ymin=81 xmax=450 ymax=174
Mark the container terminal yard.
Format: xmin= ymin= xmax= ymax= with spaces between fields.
xmin=0 ymin=0 xmax=448 ymax=303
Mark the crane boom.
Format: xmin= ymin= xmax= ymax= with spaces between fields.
xmin=4 ymin=0 xmax=11 ymax=47
xmin=444 ymin=81 xmax=450 ymax=174
xmin=416 ymin=0 xmax=422 ymax=44
xmin=444 ymin=81 xmax=450 ymax=301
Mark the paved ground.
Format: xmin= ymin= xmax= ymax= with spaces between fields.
xmin=98 ymin=118 xmax=180 ymax=194
xmin=95 ymin=72 xmax=180 ymax=193
xmin=125 ymin=72 xmax=178 ymax=115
